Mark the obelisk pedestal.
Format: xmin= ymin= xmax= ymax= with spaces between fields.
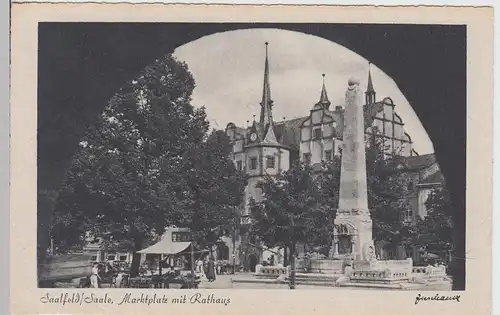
xmin=333 ymin=77 xmax=374 ymax=261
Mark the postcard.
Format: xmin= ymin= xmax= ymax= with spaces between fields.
xmin=10 ymin=3 xmax=493 ymax=315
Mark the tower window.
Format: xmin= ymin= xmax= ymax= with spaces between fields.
xmin=236 ymin=161 xmax=242 ymax=171
xmin=325 ymin=150 xmax=333 ymax=161
xmin=401 ymin=209 xmax=413 ymax=222
xmin=266 ymin=156 xmax=275 ymax=169
xmin=303 ymin=153 xmax=312 ymax=165
xmin=249 ymin=157 xmax=258 ymax=170
xmin=314 ymin=128 xmax=322 ymax=140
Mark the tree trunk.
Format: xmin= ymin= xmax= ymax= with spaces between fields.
xmin=289 ymin=242 xmax=296 ymax=290
xmin=129 ymin=238 xmax=143 ymax=278
xmin=232 ymin=220 xmax=237 ymax=273
xmin=396 ymin=244 xmax=405 ymax=260
xmin=284 ymin=246 xmax=288 ymax=267
xmin=129 ymin=252 xmax=141 ymax=278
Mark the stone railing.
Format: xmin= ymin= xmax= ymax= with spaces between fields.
xmin=255 ymin=264 xmax=288 ymax=276
xmin=412 ymin=265 xmax=447 ymax=276
xmin=295 ymin=257 xmax=346 ymax=274
xmin=412 ymin=266 xmax=427 ymax=274
xmin=349 ymin=268 xmax=410 ymax=283
xmin=410 ymin=265 xmax=449 ymax=285
xmin=308 ymin=259 xmax=344 ymax=274
xmin=354 ymin=258 xmax=413 ymax=273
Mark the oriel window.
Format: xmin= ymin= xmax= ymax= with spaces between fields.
xmin=266 ymin=155 xmax=275 ymax=168
xmin=250 ymin=157 xmax=258 ymax=170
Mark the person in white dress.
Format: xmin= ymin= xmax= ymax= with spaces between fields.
xmin=90 ymin=263 xmax=101 ymax=288
xmin=196 ymin=259 xmax=203 ymax=273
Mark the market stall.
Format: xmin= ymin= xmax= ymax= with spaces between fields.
xmin=132 ymin=229 xmax=208 ymax=288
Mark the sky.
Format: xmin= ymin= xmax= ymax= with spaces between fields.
xmin=173 ymin=28 xmax=434 ymax=154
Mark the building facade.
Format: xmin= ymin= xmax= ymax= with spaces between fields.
xmin=225 ymin=43 xmax=444 ymax=269
xmin=392 ymin=153 xmax=447 ymax=263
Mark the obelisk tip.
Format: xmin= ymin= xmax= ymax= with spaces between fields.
xmin=348 ymin=77 xmax=360 ymax=86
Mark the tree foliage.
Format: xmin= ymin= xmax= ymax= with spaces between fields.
xmin=51 ymin=54 xmax=246 ymax=273
xmin=168 ymin=129 xmax=247 ymax=250
xmin=249 ymin=128 xmax=419 ymax=260
xmin=366 ymin=131 xmax=417 ymax=257
xmin=250 ymin=163 xmax=335 ymax=251
xmin=417 ymin=187 xmax=453 ymax=256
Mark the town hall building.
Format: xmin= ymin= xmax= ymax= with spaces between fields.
xmin=224 ymin=43 xmax=443 ymax=270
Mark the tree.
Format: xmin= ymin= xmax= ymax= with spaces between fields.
xmin=366 ymin=130 xmax=417 ymax=259
xmin=309 ymin=154 xmax=342 ymax=255
xmin=417 ymin=187 xmax=453 ymax=263
xmin=317 ymin=131 xmax=418 ymax=259
xmin=168 ymin=129 xmax=247 ymax=254
xmin=52 ymin=54 xmax=246 ymax=276
xmin=250 ymin=162 xmax=334 ymax=288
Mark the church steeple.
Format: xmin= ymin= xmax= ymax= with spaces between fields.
xmin=319 ymin=73 xmax=331 ymax=108
xmin=365 ymin=62 xmax=376 ymax=104
xmin=260 ymin=42 xmax=274 ymax=128
xmin=257 ymin=42 xmax=279 ymax=145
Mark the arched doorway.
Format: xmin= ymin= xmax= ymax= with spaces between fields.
xmin=333 ymin=223 xmax=355 ymax=257
xmin=338 ymin=235 xmax=352 ymax=255
xmin=249 ymin=254 xmax=258 ymax=272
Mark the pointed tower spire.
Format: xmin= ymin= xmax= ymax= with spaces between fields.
xmin=365 ymin=62 xmax=376 ymax=104
xmin=255 ymin=42 xmax=280 ymax=145
xmin=319 ymin=73 xmax=331 ymax=108
xmin=260 ymin=42 xmax=274 ymax=127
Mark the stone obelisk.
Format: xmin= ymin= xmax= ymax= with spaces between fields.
xmin=333 ymin=77 xmax=374 ymax=261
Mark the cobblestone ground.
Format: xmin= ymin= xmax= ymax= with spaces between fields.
xmin=198 ymin=273 xmax=296 ymax=289
xmin=198 ymin=273 xmax=452 ymax=290
xmin=55 ymin=273 xmax=452 ymax=290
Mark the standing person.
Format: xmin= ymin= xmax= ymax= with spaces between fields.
xmin=269 ymin=255 xmax=275 ymax=266
xmin=90 ymin=263 xmax=101 ymax=288
xmin=203 ymin=257 xmax=208 ymax=276
xmin=207 ymin=257 xmax=216 ymax=282
xmin=216 ymin=262 xmax=221 ymax=275
xmin=196 ymin=259 xmax=203 ymax=274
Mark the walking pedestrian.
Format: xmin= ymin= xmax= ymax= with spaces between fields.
xmin=207 ymin=257 xmax=216 ymax=282
xmin=90 ymin=263 xmax=101 ymax=288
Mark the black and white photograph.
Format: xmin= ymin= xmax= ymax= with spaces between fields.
xmin=9 ymin=3 xmax=495 ymax=315
xmin=34 ymin=21 xmax=469 ymax=292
